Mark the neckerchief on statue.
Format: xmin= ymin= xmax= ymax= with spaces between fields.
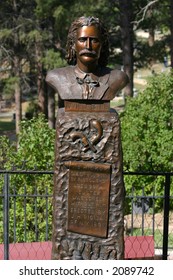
xmin=75 ymin=67 xmax=100 ymax=99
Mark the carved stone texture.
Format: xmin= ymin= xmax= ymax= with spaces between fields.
xmin=52 ymin=108 xmax=125 ymax=260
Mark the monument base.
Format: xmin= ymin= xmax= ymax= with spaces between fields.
xmin=52 ymin=108 xmax=125 ymax=260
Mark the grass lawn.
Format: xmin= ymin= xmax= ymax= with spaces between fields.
xmin=111 ymin=98 xmax=125 ymax=108
xmin=0 ymin=120 xmax=15 ymax=132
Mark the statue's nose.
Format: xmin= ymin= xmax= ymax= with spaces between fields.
xmin=86 ymin=38 xmax=91 ymax=49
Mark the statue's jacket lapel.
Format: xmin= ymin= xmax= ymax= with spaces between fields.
xmin=46 ymin=65 xmax=121 ymax=101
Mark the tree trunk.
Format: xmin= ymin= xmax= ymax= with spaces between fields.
xmin=12 ymin=0 xmax=22 ymax=135
xmin=148 ymin=27 xmax=156 ymax=67
xmin=119 ymin=0 xmax=134 ymax=97
xmin=14 ymin=82 xmax=22 ymax=135
xmin=35 ymin=38 xmax=47 ymax=117
xmin=148 ymin=27 xmax=155 ymax=47
xmin=37 ymin=67 xmax=47 ymax=116
xmin=14 ymin=56 xmax=22 ymax=135
xmin=170 ymin=0 xmax=173 ymax=68
xmin=147 ymin=5 xmax=156 ymax=67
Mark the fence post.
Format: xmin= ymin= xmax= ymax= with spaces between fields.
xmin=162 ymin=174 xmax=171 ymax=260
xmin=3 ymin=173 xmax=9 ymax=260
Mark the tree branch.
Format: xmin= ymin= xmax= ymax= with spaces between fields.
xmin=133 ymin=0 xmax=159 ymax=29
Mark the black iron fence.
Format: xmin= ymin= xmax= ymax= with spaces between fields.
xmin=124 ymin=171 xmax=173 ymax=260
xmin=0 ymin=169 xmax=173 ymax=260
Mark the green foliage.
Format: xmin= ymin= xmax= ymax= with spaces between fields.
xmin=121 ymin=72 xmax=173 ymax=171
xmin=16 ymin=114 xmax=55 ymax=169
xmin=53 ymin=5 xmax=68 ymax=30
xmin=121 ymin=72 xmax=173 ymax=213
xmin=0 ymin=136 xmax=15 ymax=168
xmin=42 ymin=49 xmax=67 ymax=70
xmin=0 ymin=28 xmax=13 ymax=40
xmin=0 ymin=114 xmax=55 ymax=242
xmin=25 ymin=100 xmax=40 ymax=119
xmin=35 ymin=0 xmax=61 ymax=18
xmin=27 ymin=30 xmax=43 ymax=42
xmin=2 ymin=77 xmax=19 ymax=99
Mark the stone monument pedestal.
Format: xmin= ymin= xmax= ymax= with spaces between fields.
xmin=52 ymin=100 xmax=125 ymax=260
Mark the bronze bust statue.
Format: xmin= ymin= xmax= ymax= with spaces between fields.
xmin=46 ymin=16 xmax=129 ymax=260
xmin=46 ymin=16 xmax=129 ymax=106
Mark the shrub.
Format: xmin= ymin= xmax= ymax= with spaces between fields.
xmin=121 ymin=72 xmax=173 ymax=213
xmin=0 ymin=114 xmax=55 ymax=242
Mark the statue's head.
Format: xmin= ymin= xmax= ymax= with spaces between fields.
xmin=66 ymin=16 xmax=109 ymax=67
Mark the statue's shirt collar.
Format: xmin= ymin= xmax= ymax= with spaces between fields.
xmin=74 ymin=66 xmax=100 ymax=82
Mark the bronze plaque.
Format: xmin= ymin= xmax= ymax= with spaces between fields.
xmin=65 ymin=161 xmax=111 ymax=238
xmin=65 ymin=100 xmax=110 ymax=112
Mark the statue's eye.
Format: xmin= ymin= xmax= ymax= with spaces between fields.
xmin=92 ymin=38 xmax=99 ymax=43
xmin=78 ymin=37 xmax=86 ymax=42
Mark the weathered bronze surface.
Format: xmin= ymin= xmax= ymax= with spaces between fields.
xmin=69 ymin=119 xmax=103 ymax=153
xmin=64 ymin=100 xmax=110 ymax=112
xmin=45 ymin=16 xmax=129 ymax=260
xmin=51 ymin=110 xmax=125 ymax=259
xmin=46 ymin=18 xmax=129 ymax=101
xmin=65 ymin=161 xmax=110 ymax=237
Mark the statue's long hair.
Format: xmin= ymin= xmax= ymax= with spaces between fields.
xmin=65 ymin=16 xmax=109 ymax=67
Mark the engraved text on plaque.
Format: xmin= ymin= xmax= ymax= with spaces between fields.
xmin=65 ymin=161 xmax=111 ymax=237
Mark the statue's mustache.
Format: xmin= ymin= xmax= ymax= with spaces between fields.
xmin=79 ymin=50 xmax=97 ymax=56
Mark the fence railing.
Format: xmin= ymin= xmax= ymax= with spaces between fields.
xmin=0 ymin=169 xmax=173 ymax=260
xmin=124 ymin=171 xmax=173 ymax=260
xmin=0 ymin=169 xmax=53 ymax=260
